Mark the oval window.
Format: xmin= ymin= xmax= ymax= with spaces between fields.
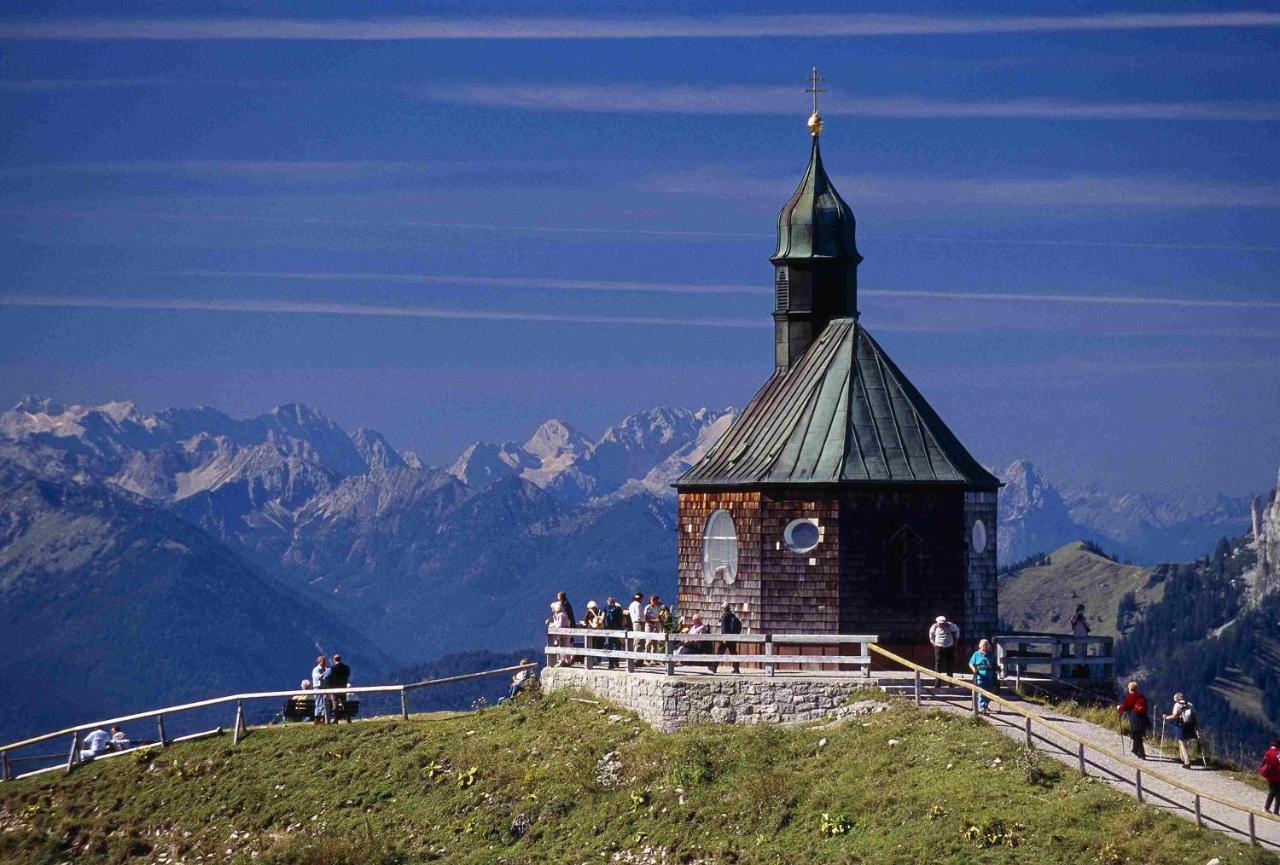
xmin=703 ymin=509 xmax=738 ymax=585
xmin=784 ymin=518 xmax=821 ymax=553
xmin=971 ymin=519 xmax=988 ymax=554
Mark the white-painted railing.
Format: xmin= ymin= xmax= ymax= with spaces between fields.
xmin=0 ymin=662 xmax=537 ymax=781
xmin=545 ymin=627 xmax=877 ymax=676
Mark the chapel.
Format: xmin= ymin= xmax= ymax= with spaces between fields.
xmin=675 ymin=73 xmax=1001 ymax=661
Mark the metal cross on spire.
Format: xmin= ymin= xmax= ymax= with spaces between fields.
xmin=805 ymin=66 xmax=826 ymax=137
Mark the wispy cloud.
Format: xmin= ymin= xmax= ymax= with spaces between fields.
xmin=6 ymin=206 xmax=1280 ymax=251
xmin=2 ymin=12 xmax=1279 ymax=41
xmin=1 ymin=293 xmax=1274 ymax=339
xmin=148 ymin=269 xmax=1280 ymax=310
xmin=424 ymin=83 xmax=1280 ymax=122
xmin=646 ymin=169 xmax=1280 ymax=209
xmin=155 ymin=270 xmax=762 ymax=295
xmin=0 ymin=294 xmax=761 ymax=328
xmin=0 ymin=78 xmax=165 ymax=91
xmin=0 ymin=160 xmax=520 ymax=182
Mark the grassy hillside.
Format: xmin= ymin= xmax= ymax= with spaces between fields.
xmin=0 ymin=690 xmax=1272 ymax=865
xmin=1000 ymin=541 xmax=1162 ymax=638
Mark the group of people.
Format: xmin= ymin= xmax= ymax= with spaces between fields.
xmin=1114 ymin=682 xmax=1204 ymax=766
xmin=78 ymin=725 xmax=131 ymax=760
xmin=546 ymin=591 xmax=745 ymax=671
xmin=926 ymin=614 xmax=1000 ymax=713
xmin=293 ymin=653 xmax=353 ymax=724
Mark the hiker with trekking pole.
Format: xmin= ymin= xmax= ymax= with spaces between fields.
xmin=1163 ymin=692 xmax=1204 ymax=769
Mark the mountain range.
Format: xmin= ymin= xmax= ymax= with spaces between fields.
xmin=0 ymin=395 xmax=1262 ymax=742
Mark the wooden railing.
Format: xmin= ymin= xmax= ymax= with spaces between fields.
xmin=994 ymin=632 xmax=1115 ymax=683
xmin=0 ymin=662 xmax=536 ymax=782
xmin=868 ymin=644 xmax=1280 ymax=849
xmin=545 ymin=628 xmax=877 ymax=676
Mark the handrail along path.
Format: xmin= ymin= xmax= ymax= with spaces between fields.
xmin=0 ymin=662 xmax=537 ymax=781
xmin=867 ymin=643 xmax=1280 ymax=849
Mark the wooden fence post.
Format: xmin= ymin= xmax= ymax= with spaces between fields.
xmin=625 ymin=634 xmax=635 ymax=674
xmin=1193 ymin=795 xmax=1202 ymax=827
xmin=1077 ymin=742 xmax=1086 ymax=776
xmin=65 ymin=731 xmax=80 ymax=773
xmin=914 ymin=671 xmax=921 ymax=708
xmin=584 ymin=631 xmax=595 ymax=671
xmin=156 ymin=715 xmax=168 ymax=748
xmin=1135 ymin=769 xmax=1143 ymax=803
xmin=2 ymin=751 xmax=10 ymax=782
xmin=765 ymin=635 xmax=775 ymax=677
xmin=862 ymin=641 xmax=872 ymax=677
xmin=232 ymin=701 xmax=245 ymax=746
xmin=664 ymin=633 xmax=674 ymax=676
xmin=1024 ymin=716 xmax=1032 ymax=749
xmin=1249 ymin=813 xmax=1257 ymax=846
xmin=400 ymin=688 xmax=409 ymax=721
xmin=971 ymin=689 xmax=979 ymax=718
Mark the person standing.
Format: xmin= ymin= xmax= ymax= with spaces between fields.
xmin=311 ymin=655 xmax=332 ymax=725
xmin=967 ymin=639 xmax=997 ymax=713
xmin=1260 ymin=737 xmax=1280 ymax=815
xmin=556 ymin=591 xmax=577 ymax=628
xmin=1070 ymin=604 xmax=1091 ymax=637
xmin=328 ymin=654 xmax=352 ymax=723
xmin=928 ymin=615 xmax=960 ymax=688
xmin=1115 ymin=681 xmax=1150 ymax=759
xmin=643 ymin=595 xmax=663 ymax=654
xmin=719 ymin=603 xmax=743 ymax=674
xmin=1163 ymin=693 xmax=1200 ymax=768
xmin=549 ymin=601 xmax=573 ymax=666
xmin=583 ymin=600 xmax=603 ymax=654
xmin=602 ymin=596 xmax=625 ymax=668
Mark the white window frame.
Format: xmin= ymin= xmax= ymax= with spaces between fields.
xmin=702 ymin=509 xmax=738 ymax=585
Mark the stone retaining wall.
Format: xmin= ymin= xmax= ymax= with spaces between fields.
xmin=540 ymin=667 xmax=873 ymax=733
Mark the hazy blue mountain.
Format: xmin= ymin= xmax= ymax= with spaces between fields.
xmin=997 ymin=459 xmax=1252 ymax=565
xmin=0 ymin=460 xmax=387 ymax=744
xmin=1 ymin=395 xmax=1262 ymax=742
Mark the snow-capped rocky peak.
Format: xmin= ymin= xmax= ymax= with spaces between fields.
xmin=351 ymin=427 xmax=407 ymax=473
xmin=523 ymin=419 xmax=591 ymax=463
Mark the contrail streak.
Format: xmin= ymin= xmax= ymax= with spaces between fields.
xmin=0 ymin=294 xmax=760 ymax=328
xmin=2 ymin=12 xmax=1280 ymax=41
xmin=147 ymin=269 xmax=1280 ymax=310
xmin=4 ymin=207 xmax=1278 ymax=253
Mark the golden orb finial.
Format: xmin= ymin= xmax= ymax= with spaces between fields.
xmin=805 ymin=66 xmax=826 ymax=137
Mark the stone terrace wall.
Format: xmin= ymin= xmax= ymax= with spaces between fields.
xmin=541 ymin=666 xmax=871 ymax=733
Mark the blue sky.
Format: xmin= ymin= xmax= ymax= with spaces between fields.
xmin=1 ymin=1 xmax=1278 ymax=495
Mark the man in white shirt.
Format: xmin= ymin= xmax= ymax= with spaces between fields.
xmin=928 ymin=615 xmax=960 ymax=688
xmin=628 ymin=593 xmax=646 ymax=663
xmin=79 ymin=728 xmax=111 ymax=761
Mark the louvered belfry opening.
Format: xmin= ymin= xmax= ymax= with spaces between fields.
xmin=675 ymin=119 xmax=1002 ymax=663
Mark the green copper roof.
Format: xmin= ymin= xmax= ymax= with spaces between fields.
xmin=677 ymin=318 xmax=999 ymax=489
xmin=771 ymin=137 xmax=862 ymax=263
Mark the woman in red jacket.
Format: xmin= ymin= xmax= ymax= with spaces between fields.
xmin=1261 ymin=737 xmax=1280 ymax=815
xmin=1115 ymin=681 xmax=1150 ymax=759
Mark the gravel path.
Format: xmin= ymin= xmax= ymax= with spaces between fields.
xmin=917 ymin=688 xmax=1280 ymax=851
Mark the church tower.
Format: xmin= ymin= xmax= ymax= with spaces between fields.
xmin=771 ymin=70 xmax=862 ymax=372
xmin=675 ymin=71 xmax=1001 ymax=661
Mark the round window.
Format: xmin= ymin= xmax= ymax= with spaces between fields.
xmin=971 ymin=519 xmax=988 ymax=554
xmin=784 ymin=518 xmax=821 ymax=553
xmin=703 ymin=509 xmax=738 ymax=585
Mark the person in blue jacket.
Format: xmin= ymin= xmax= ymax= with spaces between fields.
xmin=968 ymin=639 xmax=998 ymax=713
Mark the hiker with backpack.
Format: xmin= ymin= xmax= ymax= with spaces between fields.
xmin=718 ymin=603 xmax=743 ymax=673
xmin=1260 ymin=737 xmax=1280 ymax=815
xmin=1116 ymin=681 xmax=1151 ymax=759
xmin=1163 ymin=693 xmax=1201 ymax=769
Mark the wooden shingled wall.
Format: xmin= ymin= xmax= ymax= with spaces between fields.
xmin=677 ymin=491 xmax=762 ymax=630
